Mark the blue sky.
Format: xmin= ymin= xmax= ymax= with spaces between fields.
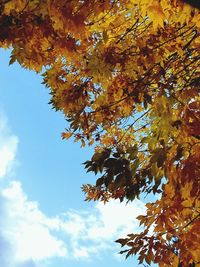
xmin=0 ymin=49 xmax=148 ymax=267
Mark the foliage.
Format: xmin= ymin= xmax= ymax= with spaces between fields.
xmin=0 ymin=0 xmax=200 ymax=266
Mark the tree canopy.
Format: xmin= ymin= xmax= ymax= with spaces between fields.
xmin=0 ymin=0 xmax=199 ymax=266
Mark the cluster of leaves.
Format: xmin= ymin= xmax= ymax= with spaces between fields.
xmin=1 ymin=0 xmax=200 ymax=266
xmin=83 ymin=143 xmax=164 ymax=203
xmin=116 ymin=146 xmax=200 ymax=266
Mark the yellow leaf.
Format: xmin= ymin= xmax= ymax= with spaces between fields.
xmin=181 ymin=182 xmax=193 ymax=200
xmin=61 ymin=132 xmax=72 ymax=139
xmin=147 ymin=2 xmax=165 ymax=29
xmin=182 ymin=199 xmax=193 ymax=207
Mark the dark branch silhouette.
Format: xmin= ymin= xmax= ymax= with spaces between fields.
xmin=183 ymin=0 xmax=200 ymax=9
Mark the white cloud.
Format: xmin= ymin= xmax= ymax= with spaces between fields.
xmin=59 ymin=199 xmax=146 ymax=260
xmin=0 ymin=114 xmax=18 ymax=179
xmin=1 ymin=181 xmax=67 ymax=264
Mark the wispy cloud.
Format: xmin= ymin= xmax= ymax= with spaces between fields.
xmin=0 ymin=113 xmax=18 ymax=179
xmin=1 ymin=181 xmax=68 ymax=263
xmin=0 ymin=112 xmax=146 ymax=266
xmin=59 ymin=199 xmax=145 ymax=260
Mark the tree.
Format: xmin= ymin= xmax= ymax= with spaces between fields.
xmin=0 ymin=1 xmax=199 ymax=266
